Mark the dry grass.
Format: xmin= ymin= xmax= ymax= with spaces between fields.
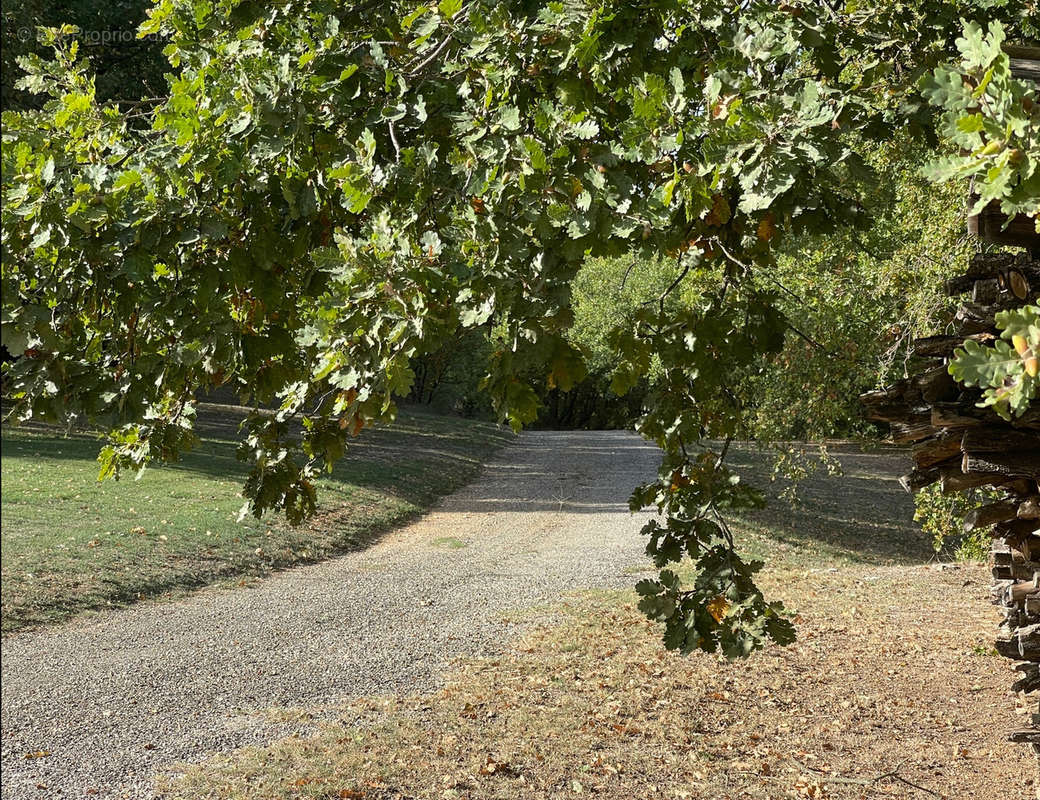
xmin=164 ymin=563 xmax=1030 ymax=800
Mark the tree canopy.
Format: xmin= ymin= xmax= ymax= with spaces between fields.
xmin=2 ymin=0 xmax=1038 ymax=657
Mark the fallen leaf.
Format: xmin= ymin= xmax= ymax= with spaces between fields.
xmin=477 ymin=756 xmax=512 ymax=776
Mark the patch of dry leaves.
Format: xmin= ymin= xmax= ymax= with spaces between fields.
xmin=166 ymin=564 xmax=1031 ymax=800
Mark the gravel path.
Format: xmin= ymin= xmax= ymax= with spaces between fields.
xmin=1 ymin=430 xmax=660 ymax=799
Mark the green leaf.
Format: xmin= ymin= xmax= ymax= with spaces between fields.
xmin=438 ymin=0 xmax=463 ymax=18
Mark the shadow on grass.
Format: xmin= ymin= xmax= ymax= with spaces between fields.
xmin=3 ymin=403 xmax=515 ymax=510
xmin=424 ymin=433 xmax=928 ymax=566
xmin=344 ymin=427 xmax=928 ymax=568
xmin=724 ymin=443 xmax=932 ymax=566
xmin=1 ymin=405 xmax=514 ymax=632
xmin=2 ymin=416 xmax=928 ymax=634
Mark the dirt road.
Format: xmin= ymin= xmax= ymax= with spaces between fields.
xmin=1 ymin=431 xmax=660 ymax=799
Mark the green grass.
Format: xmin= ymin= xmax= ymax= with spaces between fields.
xmin=1 ymin=404 xmax=513 ymax=633
xmin=721 ymin=442 xmax=934 ymax=570
xmin=430 ymin=536 xmax=468 ymax=549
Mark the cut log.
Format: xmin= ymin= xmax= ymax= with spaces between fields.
xmin=899 ymin=467 xmax=941 ymax=493
xmin=912 ymin=333 xmax=996 ymax=359
xmin=930 ymin=402 xmax=1040 ymax=432
xmin=972 ymin=278 xmax=999 ymax=305
xmin=962 ymin=428 xmax=1040 ymax=454
xmin=1007 ymin=564 xmax=1038 ymax=585
xmin=890 ymin=418 xmax=937 ymax=444
xmin=1003 ymin=479 xmax=1040 ymax=497
xmin=966 ymin=502 xmax=1022 ymax=532
xmin=1020 ymin=498 xmax=1040 ymax=520
xmin=940 ymin=466 xmax=1017 ymax=493
xmin=1012 ymin=661 xmax=1040 ymax=693
xmin=912 ymin=366 xmax=960 ymax=404
xmin=945 ymin=275 xmax=979 ymax=296
xmin=1007 ymin=43 xmax=1040 ymax=83
xmin=946 ymin=264 xmax=1039 ymax=301
xmin=952 ymin=253 xmax=1040 ymax=287
xmin=995 ymin=519 xmax=1040 ymax=536
xmin=993 ymin=539 xmax=1013 ymax=559
xmin=967 ymin=251 xmax=1019 ymax=274
xmin=962 ymin=451 xmax=1040 ymax=480
xmin=968 ymin=199 xmax=1040 ymax=251
xmin=1021 ymin=535 xmax=1040 ymax=563
xmin=859 ymin=392 xmax=922 ymax=424
xmin=954 ymin=303 xmax=996 ymax=335
xmin=912 ymin=433 xmax=964 ymax=470
xmin=997 ymin=267 xmax=1035 ymax=301
xmin=995 ymin=623 xmax=1040 ymax=661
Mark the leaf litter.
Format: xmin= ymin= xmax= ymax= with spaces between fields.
xmin=164 ymin=563 xmax=1025 ymax=799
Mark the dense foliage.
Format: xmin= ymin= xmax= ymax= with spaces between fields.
xmin=747 ymin=148 xmax=972 ymax=441
xmin=2 ymin=0 xmax=1038 ymax=657
xmin=914 ymin=483 xmax=999 ymax=561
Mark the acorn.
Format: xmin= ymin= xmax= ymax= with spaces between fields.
xmin=979 ymin=140 xmax=1003 ymax=157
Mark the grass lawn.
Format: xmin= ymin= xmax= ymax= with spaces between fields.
xmin=1 ymin=404 xmax=512 ymax=633
xmin=723 ymin=442 xmax=936 ymax=569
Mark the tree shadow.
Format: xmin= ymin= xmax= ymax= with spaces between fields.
xmin=724 ymin=443 xmax=933 ymax=566
xmin=3 ymin=416 xmax=930 ymax=570
xmin=2 ymin=403 xmax=516 ymax=513
xmin=420 ymin=431 xmax=931 ymax=568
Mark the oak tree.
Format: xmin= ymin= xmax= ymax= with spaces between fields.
xmin=2 ymin=0 xmax=1037 ymax=656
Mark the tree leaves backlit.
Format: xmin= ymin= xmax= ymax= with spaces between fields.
xmin=2 ymin=0 xmax=1037 ymax=656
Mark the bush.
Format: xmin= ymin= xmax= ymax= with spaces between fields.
xmin=913 ymin=484 xmax=996 ymax=562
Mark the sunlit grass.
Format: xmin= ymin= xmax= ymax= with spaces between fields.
xmin=1 ymin=405 xmax=512 ymax=632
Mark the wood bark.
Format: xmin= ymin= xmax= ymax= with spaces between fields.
xmin=861 ymin=246 xmax=1040 ymax=753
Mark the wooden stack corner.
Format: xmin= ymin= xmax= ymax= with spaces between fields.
xmin=861 ymin=250 xmax=1040 ymax=753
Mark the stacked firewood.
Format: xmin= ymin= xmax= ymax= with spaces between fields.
xmin=861 ymin=250 xmax=1040 ymax=752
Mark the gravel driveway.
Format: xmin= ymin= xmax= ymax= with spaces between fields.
xmin=1 ymin=430 xmax=660 ymax=799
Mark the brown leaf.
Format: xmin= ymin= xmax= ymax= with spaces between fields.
xmin=704 ymin=193 xmax=731 ymax=227
xmin=708 ymin=595 xmax=730 ymax=623
xmin=477 ymin=756 xmax=512 ymax=776
xmin=756 ymin=212 xmax=776 ymax=242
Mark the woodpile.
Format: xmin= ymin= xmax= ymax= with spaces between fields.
xmin=861 ymin=250 xmax=1040 ymax=753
